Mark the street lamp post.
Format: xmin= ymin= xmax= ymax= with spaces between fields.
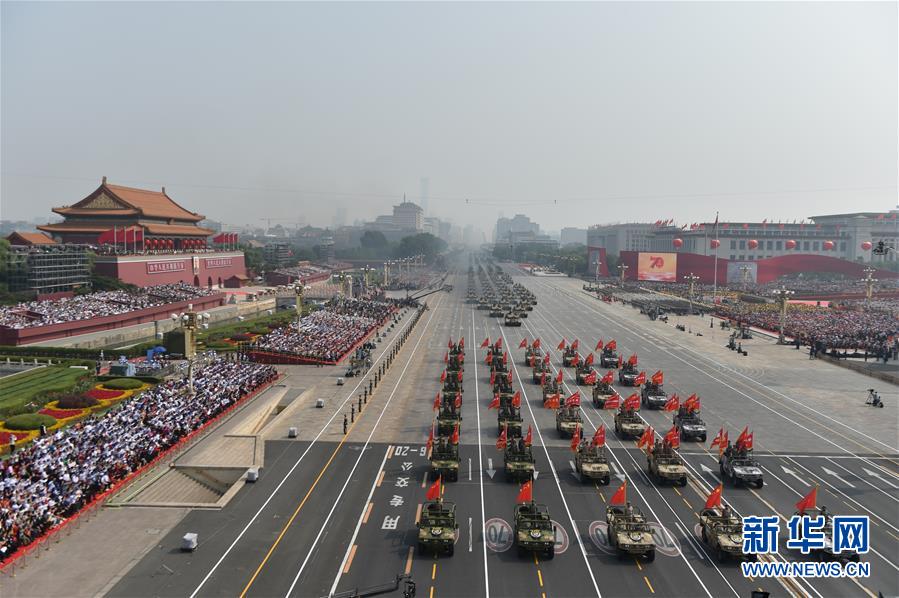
xmin=739 ymin=265 xmax=752 ymax=291
xmin=863 ymin=266 xmax=878 ymax=306
xmin=617 ymin=264 xmax=629 ymax=284
xmin=683 ymin=272 xmax=700 ymax=315
xmin=772 ymin=286 xmax=794 ymax=345
xmin=170 ymin=304 xmax=210 ymax=392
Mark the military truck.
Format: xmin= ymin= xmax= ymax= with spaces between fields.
xmin=504 ymin=437 xmax=535 ymax=482
xmin=673 ymin=408 xmax=707 ymax=442
xmin=497 ymin=404 xmax=523 ymax=437
xmin=541 ymin=378 xmax=561 ymax=401
xmin=699 ymin=507 xmax=752 ymax=563
xmin=614 ymin=408 xmax=646 ymax=439
xmin=640 ymin=383 xmax=668 ymax=410
xmin=592 ymin=382 xmax=615 ymax=408
xmin=646 ymin=442 xmax=688 ymax=486
xmin=606 ymin=505 xmax=656 ymax=561
xmin=555 ymin=406 xmax=583 ymax=438
xmin=525 ymin=345 xmax=543 ymax=367
xmin=531 ymin=360 xmax=548 ymax=383
xmin=574 ymin=441 xmax=611 ymax=484
xmin=489 ymin=304 xmax=504 ymax=317
xmin=562 ymin=346 xmax=578 ymax=367
xmin=436 ymin=403 xmax=461 ymax=436
xmin=719 ymin=447 xmax=764 ymax=488
xmin=430 ymin=437 xmax=460 ymax=482
xmin=417 ymin=501 xmax=458 ymax=556
xmin=504 ymin=313 xmax=522 ymax=327
xmin=575 ymin=362 xmax=596 ymax=385
xmin=618 ymin=362 xmax=639 ymax=386
xmin=443 ymin=375 xmax=463 ymax=396
xmin=513 ymin=502 xmax=555 ymax=559
xmin=599 ymin=349 xmax=619 ymax=369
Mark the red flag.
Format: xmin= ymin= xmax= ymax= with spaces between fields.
xmin=528 ymin=356 xmax=535 ymax=367
xmin=601 ymin=371 xmax=614 ymax=385
xmin=735 ymin=426 xmax=750 ymax=449
xmin=490 ymin=372 xmax=496 ymax=385
xmin=488 ymin=395 xmax=500 ymax=410
xmin=459 ymin=337 xmax=464 ymax=347
xmin=532 ymin=338 xmax=541 ymax=349
xmin=496 ymin=426 xmax=508 ymax=450
xmin=571 ymin=339 xmax=579 ymax=351
xmin=710 ymin=427 xmax=725 ymax=448
xmin=705 ymin=484 xmax=723 ymax=510
xmin=557 ymin=339 xmax=567 ymax=350
xmin=565 ymin=391 xmax=581 ymax=407
xmin=454 ymin=395 xmax=462 ymax=409
xmin=604 ymin=393 xmax=620 ymax=410
xmin=686 ymin=395 xmax=701 ymax=412
xmin=519 ymin=338 xmax=528 ymax=349
xmin=540 ymin=372 xmax=547 ymax=387
xmin=524 ymin=426 xmax=533 ymax=447
xmin=506 ymin=371 xmax=513 ymax=383
xmin=502 ymin=351 xmax=508 ymax=365
xmin=426 ymin=476 xmax=442 ymax=501
xmin=511 ymin=391 xmax=521 ymax=409
xmin=426 ymin=425 xmax=434 ymax=457
xmin=623 ymin=393 xmax=640 ymax=411
xmin=617 ymin=355 xmax=623 ymax=368
xmin=651 ymin=370 xmax=663 ymax=386
xmin=516 ymin=479 xmax=533 ymax=504
xmin=444 ymin=352 xmax=448 ymax=364
xmin=609 ymin=480 xmax=627 ymax=506
xmin=637 ymin=425 xmax=654 ymax=449
xmin=584 ymin=353 xmax=594 ymax=366
xmin=633 ymin=371 xmax=646 ymax=386
xmin=606 ymin=339 xmax=617 ymax=351
xmin=572 ymin=353 xmax=580 ymax=366
xmin=485 ymin=353 xmax=493 ymax=365
xmin=583 ymin=371 xmax=597 ymax=385
xmin=555 ymin=370 xmax=563 ymax=385
xmin=440 ymin=370 xmax=447 ymax=382
xmin=433 ymin=393 xmax=441 ymax=411
xmin=717 ymin=430 xmax=729 ymax=455
xmin=545 ymin=394 xmax=561 ymax=409
xmin=543 ymin=354 xmax=550 ymax=365
xmin=795 ymin=486 xmax=818 ymax=515
xmin=663 ymin=394 xmax=680 ymax=412
xmin=592 ymin=425 xmax=606 ymax=448
xmin=457 ymin=371 xmax=463 ymax=382
xmin=570 ymin=425 xmax=581 ymax=452
xmin=595 ymin=339 xmax=604 ymax=351
xmin=737 ymin=432 xmax=753 ymax=451
xmin=627 ymin=354 xmax=638 ymax=366
xmin=448 ymin=339 xmax=454 ymax=349
xmin=481 ymin=337 xmax=490 ymax=348
xmin=495 ymin=338 xmax=503 ymax=349
xmin=664 ymin=425 xmax=680 ymax=449
xmin=451 ymin=424 xmax=460 ymax=444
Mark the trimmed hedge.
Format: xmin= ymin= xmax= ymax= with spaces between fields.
xmin=4 ymin=413 xmax=57 ymax=431
xmin=102 ymin=378 xmax=145 ymax=390
xmin=56 ymin=394 xmax=100 ymax=409
xmin=96 ymin=374 xmax=162 ymax=384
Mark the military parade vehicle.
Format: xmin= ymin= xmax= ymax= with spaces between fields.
xmin=606 ymin=504 xmax=656 ymax=561
xmin=525 ymin=344 xmax=543 ymax=367
xmin=497 ymin=403 xmax=523 ymax=437
xmin=504 ymin=436 xmax=535 ymax=481
xmin=436 ymin=402 xmax=461 ymax=436
xmin=466 ymin=290 xmax=478 ymax=304
xmin=477 ymin=298 xmax=491 ymax=310
xmin=673 ymin=407 xmax=707 ymax=442
xmin=417 ymin=500 xmax=458 ymax=556
xmin=600 ymin=347 xmax=619 ymax=369
xmin=562 ymin=346 xmax=578 ymax=367
xmin=429 ymin=436 xmax=460 ymax=482
xmin=575 ymin=360 xmax=596 ymax=385
xmin=542 ymin=380 xmax=562 ymax=407
xmin=646 ymin=441 xmax=688 ymax=486
xmin=555 ymin=406 xmax=583 ymax=438
xmin=513 ymin=502 xmax=556 ymax=560
xmin=489 ymin=304 xmax=505 ymax=317
xmin=443 ymin=373 xmax=463 ymax=397
xmin=583 ymin=282 xmax=598 ymax=292
xmin=699 ymin=506 xmax=752 ymax=562
xmin=514 ymin=304 xmax=529 ymax=318
xmin=504 ymin=312 xmax=522 ymax=327
xmin=574 ymin=441 xmax=611 ymax=484
xmin=789 ymin=506 xmax=860 ymax=564
xmin=618 ymin=362 xmax=639 ymax=386
xmin=719 ymin=446 xmax=764 ymax=488
xmin=641 ymin=381 xmax=668 ymax=410
xmin=614 ymin=407 xmax=646 ymax=439
xmin=592 ymin=381 xmax=615 ymax=408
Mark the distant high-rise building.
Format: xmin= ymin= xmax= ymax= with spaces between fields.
xmin=560 ymin=227 xmax=587 ymax=246
xmin=393 ymin=198 xmax=424 ymax=231
xmin=494 ymin=214 xmax=539 ymax=242
xmin=333 ymin=204 xmax=347 ymax=228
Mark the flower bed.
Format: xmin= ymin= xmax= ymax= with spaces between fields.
xmin=0 ymin=430 xmax=36 ymax=445
xmin=38 ymin=406 xmax=90 ymax=420
xmin=85 ymin=388 xmax=127 ymax=401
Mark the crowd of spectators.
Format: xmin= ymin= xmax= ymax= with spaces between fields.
xmin=0 ymin=283 xmax=218 ymax=329
xmin=255 ymin=298 xmax=395 ymax=362
xmin=0 ymin=360 xmax=277 ymax=562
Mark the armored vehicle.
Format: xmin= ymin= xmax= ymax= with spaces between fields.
xmin=592 ymin=382 xmax=615 ymax=408
xmin=525 ymin=345 xmax=543 ymax=367
xmin=504 ymin=313 xmax=522 ymax=327
xmin=477 ymin=298 xmax=491 ymax=310
xmin=646 ymin=442 xmax=688 ymax=486
xmin=606 ymin=505 xmax=656 ymax=561
xmin=599 ymin=349 xmax=619 ymax=369
xmin=515 ymin=304 xmax=529 ymax=317
xmin=497 ymin=404 xmax=523 ymax=437
xmin=443 ymin=375 xmax=463 ymax=396
xmin=614 ymin=408 xmax=646 ymax=439
xmin=699 ymin=507 xmax=752 ymax=562
xmin=436 ymin=403 xmax=461 ymax=436
xmin=575 ymin=363 xmax=596 ymax=385
xmin=513 ymin=502 xmax=555 ymax=559
xmin=430 ymin=437 xmax=460 ymax=482
xmin=574 ymin=441 xmax=611 ymax=484
xmin=555 ymin=406 xmax=583 ymax=438
xmin=504 ymin=437 xmax=535 ymax=482
xmin=719 ymin=447 xmax=764 ymax=488
xmin=618 ymin=363 xmax=639 ymax=386
xmin=489 ymin=304 xmax=505 ymax=317
xmin=641 ymin=383 xmax=668 ymax=410
xmin=673 ymin=408 xmax=707 ymax=442
xmin=531 ymin=360 xmax=548 ymax=384
xmin=417 ymin=501 xmax=458 ymax=556
xmin=562 ymin=346 xmax=578 ymax=367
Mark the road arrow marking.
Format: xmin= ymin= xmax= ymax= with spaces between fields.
xmin=486 ymin=458 xmax=495 ymax=479
xmin=700 ymin=463 xmax=720 ymax=481
xmin=822 ymin=467 xmax=855 ymax=489
xmin=534 ymin=470 xmax=540 ymax=480
xmin=611 ymin=462 xmax=620 ymax=475
xmin=863 ymin=467 xmax=899 ymax=490
xmin=780 ymin=466 xmax=810 ymax=487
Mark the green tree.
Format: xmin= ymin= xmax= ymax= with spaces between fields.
xmin=360 ymin=230 xmax=388 ymax=249
xmin=395 ymin=233 xmax=447 ymax=259
xmin=0 ymin=238 xmax=9 ymax=294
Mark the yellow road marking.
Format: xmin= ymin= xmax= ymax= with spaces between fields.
xmin=644 ymin=576 xmax=655 ymax=593
xmin=387 ymin=445 xmax=394 ymax=459
xmin=421 ymin=471 xmax=428 ymax=488
xmin=634 ymin=557 xmax=642 ymax=571
xmin=376 ymin=470 xmax=385 ymax=487
xmin=431 ymin=563 xmax=437 ymax=580
xmin=404 ymin=547 xmax=414 ymax=574
xmin=362 ymin=502 xmax=374 ymax=524
xmin=673 ymin=487 xmax=681 ymax=496
xmin=537 ymin=569 xmax=544 ymax=587
xmin=343 ymin=545 xmax=357 ymax=573
xmin=682 ymin=497 xmax=693 ymax=509
xmin=415 ymin=503 xmax=423 ymax=524
xmin=429 ymin=587 xmax=434 ymax=598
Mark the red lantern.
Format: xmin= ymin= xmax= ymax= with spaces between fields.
xmin=785 ymin=239 xmax=797 ymax=250
xmin=167 ymin=239 xmax=174 ymax=249
xmin=673 ymin=238 xmax=683 ymax=248
xmin=710 ymin=239 xmax=720 ymax=249
xmin=823 ymin=240 xmax=835 ymax=251
xmin=862 ymin=241 xmax=873 ymax=251
xmin=748 ymin=239 xmax=759 ymax=250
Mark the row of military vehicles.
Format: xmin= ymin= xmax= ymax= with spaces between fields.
xmin=468 ymin=262 xmax=536 ymax=327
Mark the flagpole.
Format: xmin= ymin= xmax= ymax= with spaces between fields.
xmin=712 ymin=211 xmax=719 ymax=304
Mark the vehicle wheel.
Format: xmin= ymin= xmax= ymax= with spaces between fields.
xmin=700 ymin=435 xmax=707 ymax=442
xmin=701 ymin=527 xmax=707 ymax=542
xmin=602 ymin=476 xmax=610 ymax=486
xmin=680 ymin=477 xmax=688 ymax=487
xmin=756 ymin=479 xmax=764 ymax=489
xmin=545 ymin=548 xmax=555 ymax=560
xmin=418 ymin=543 xmax=426 ymax=555
xmin=717 ymin=548 xmax=727 ymax=563
xmin=646 ymin=549 xmax=655 ymax=563
xmin=617 ymin=548 xmax=626 ymax=560
xmin=447 ymin=544 xmax=454 ymax=557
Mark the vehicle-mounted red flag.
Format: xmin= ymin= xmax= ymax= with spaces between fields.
xmin=519 ymin=338 xmax=528 ymax=349
xmin=583 ymin=372 xmax=597 ymax=385
xmin=451 ymin=424 xmax=460 ymax=444
xmin=570 ymin=425 xmax=581 ymax=452
xmin=426 ymin=425 xmax=434 ymax=457
xmin=571 ymin=339 xmax=579 ymax=351
xmin=444 ymin=352 xmax=449 ymax=363
xmin=448 ymin=339 xmax=453 ymax=349
xmin=627 ymin=354 xmax=638 ymax=366
xmin=555 ymin=370 xmax=563 ymax=385
xmin=506 ymin=371 xmax=513 ymax=383
xmin=440 ymin=370 xmax=447 ymax=382
xmin=545 ymin=394 xmax=560 ymax=409
xmin=532 ymin=338 xmax=541 ymax=349
xmin=664 ymin=425 xmax=680 ymax=449
xmin=601 ymin=371 xmax=614 ymax=385
xmin=710 ymin=427 xmax=725 ymax=448
xmin=637 ymin=425 xmax=654 ymax=449
xmin=617 ymin=355 xmax=623 ymax=368
xmin=633 ymin=371 xmax=646 ymax=386
xmin=485 ymin=353 xmax=493 ymax=365
xmin=454 ymin=395 xmax=462 ymax=409
xmin=543 ymin=354 xmax=550 ymax=365
xmin=457 ymin=371 xmax=463 ymax=382
xmin=737 ymin=431 xmax=753 ymax=451
xmin=795 ymin=486 xmax=818 ymax=515
xmin=572 ymin=353 xmax=580 ymax=366
xmin=735 ymin=426 xmax=750 ymax=450
xmin=584 ymin=353 xmax=594 ymax=366
xmin=511 ymin=391 xmax=521 ymax=409
xmin=651 ymin=370 xmax=663 ymax=385
xmin=426 ymin=476 xmax=442 ymax=501
xmin=604 ymin=393 xmax=620 ymax=410
xmin=524 ymin=426 xmax=532 ymax=446
xmin=685 ymin=395 xmax=701 ymax=412
xmin=459 ymin=337 xmax=464 ymax=347
xmin=623 ymin=393 xmax=640 ymax=411
xmin=595 ymin=339 xmax=604 ymax=351
xmin=481 ymin=337 xmax=490 ymax=348
xmin=529 ymin=356 xmax=535 ymax=367
xmin=502 ymin=352 xmax=508 ymax=365
xmin=433 ymin=393 xmax=441 ymax=411
xmin=592 ymin=425 xmax=606 ymax=448
xmin=540 ymin=372 xmax=547 ymax=387
xmin=606 ymin=340 xmax=617 ymax=351
xmin=488 ymin=395 xmax=500 ymax=410
xmin=705 ymin=484 xmax=723 ymax=510
xmin=489 ymin=372 xmax=496 ymax=385
xmin=496 ymin=425 xmax=508 ymax=450
xmin=516 ymin=479 xmax=533 ymax=504
xmin=495 ymin=338 xmax=503 ymax=349
xmin=565 ymin=391 xmax=581 ymax=407
xmin=663 ymin=395 xmax=680 ymax=412
xmin=557 ymin=339 xmax=567 ymax=350
xmin=609 ymin=480 xmax=627 ymax=506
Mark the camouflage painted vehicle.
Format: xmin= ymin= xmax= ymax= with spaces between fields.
xmin=673 ymin=408 xmax=707 ymax=442
xmin=497 ymin=404 xmax=523 ymax=437
xmin=789 ymin=507 xmax=860 ymax=564
xmin=614 ymin=409 xmax=646 ymax=439
xmin=430 ymin=437 xmax=460 ymax=482
xmin=574 ymin=442 xmax=611 ymax=484
xmin=646 ymin=442 xmax=687 ymax=486
xmin=417 ymin=501 xmax=458 ymax=556
xmin=555 ymin=406 xmax=583 ymax=438
xmin=443 ymin=376 xmax=463 ymax=396
xmin=542 ymin=379 xmax=561 ymax=403
xmin=513 ymin=502 xmax=555 ymax=559
xmin=504 ymin=437 xmax=535 ymax=482
xmin=575 ymin=363 xmax=596 ymax=385
xmin=524 ymin=345 xmax=543 ymax=367
xmin=489 ymin=304 xmax=504 ymax=317
xmin=699 ymin=507 xmax=752 ymax=562
xmin=719 ymin=447 xmax=764 ymax=488
xmin=592 ymin=382 xmax=615 ymax=408
xmin=436 ymin=404 xmax=461 ymax=436
xmin=531 ymin=362 xmax=548 ymax=384
xmin=618 ymin=363 xmax=639 ymax=386
xmin=477 ymin=298 xmax=491 ymax=310
xmin=562 ymin=347 xmax=578 ymax=367
xmin=599 ymin=349 xmax=619 ymax=369
xmin=641 ymin=383 xmax=668 ymax=410
xmin=606 ymin=505 xmax=655 ymax=561
xmin=515 ymin=304 xmax=530 ymax=317
xmin=504 ymin=313 xmax=522 ymax=327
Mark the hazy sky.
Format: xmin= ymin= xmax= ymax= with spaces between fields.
xmin=2 ymin=1 xmax=896 ymax=235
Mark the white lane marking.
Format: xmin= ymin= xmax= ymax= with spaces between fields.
xmin=188 ymin=307 xmax=421 ymax=598
xmin=469 ymin=517 xmax=473 ymax=553
xmin=469 ymin=457 xmax=472 ymax=481
xmin=470 ymin=312 xmax=491 ymax=598
xmin=863 ymin=467 xmax=899 ymax=489
xmin=821 ymin=466 xmax=856 ymax=489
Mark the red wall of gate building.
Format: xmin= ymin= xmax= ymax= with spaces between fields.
xmin=94 ymin=252 xmax=247 ymax=288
